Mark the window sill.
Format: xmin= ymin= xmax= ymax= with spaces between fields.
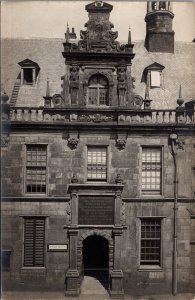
xmin=138 ymin=266 xmax=163 ymax=272
xmin=140 ymin=195 xmax=164 ymax=199
xmin=21 ymin=267 xmax=46 ymax=270
xmin=24 ymin=193 xmax=47 ymax=197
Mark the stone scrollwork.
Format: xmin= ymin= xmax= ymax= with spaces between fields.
xmin=1 ymin=134 xmax=9 ymax=148
xmin=120 ymin=201 xmax=126 ymax=225
xmin=52 ymin=94 xmax=64 ymax=107
xmin=68 ymin=137 xmax=79 ymax=150
xmin=132 ymin=95 xmax=143 ymax=109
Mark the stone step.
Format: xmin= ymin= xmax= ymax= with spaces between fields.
xmin=81 ymin=275 xmax=109 ymax=296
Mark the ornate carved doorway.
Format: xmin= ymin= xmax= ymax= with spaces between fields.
xmin=82 ymin=235 xmax=109 ymax=290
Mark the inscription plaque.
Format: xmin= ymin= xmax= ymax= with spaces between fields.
xmin=78 ymin=196 xmax=114 ymax=225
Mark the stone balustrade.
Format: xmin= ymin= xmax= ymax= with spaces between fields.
xmin=10 ymin=107 xmax=195 ymax=125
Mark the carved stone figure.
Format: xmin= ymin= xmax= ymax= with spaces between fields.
xmin=70 ymin=66 xmax=79 ymax=104
xmin=117 ymin=67 xmax=127 ymax=106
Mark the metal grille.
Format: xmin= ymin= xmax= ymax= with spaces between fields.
xmin=87 ymin=148 xmax=107 ymax=181
xmin=24 ymin=218 xmax=45 ymax=267
xmin=142 ymin=147 xmax=162 ymax=194
xmin=26 ymin=145 xmax=47 ymax=193
xmin=141 ymin=219 xmax=161 ymax=266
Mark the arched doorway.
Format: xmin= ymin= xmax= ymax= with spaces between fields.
xmin=82 ymin=235 xmax=109 ymax=290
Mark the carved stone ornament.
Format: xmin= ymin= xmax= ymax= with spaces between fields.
xmin=116 ymin=138 xmax=126 ymax=150
xmin=120 ymin=201 xmax=126 ymax=225
xmin=1 ymin=134 xmax=9 ymax=147
xmin=132 ymin=95 xmax=143 ymax=109
xmin=117 ymin=67 xmax=127 ymax=106
xmin=52 ymin=94 xmax=64 ymax=107
xmin=68 ymin=137 xmax=79 ymax=149
xmin=71 ymin=174 xmax=78 ymax=183
xmin=115 ymin=173 xmax=122 ymax=184
xmin=176 ymin=140 xmax=185 ymax=151
xmin=70 ymin=65 xmax=80 ymax=104
xmin=78 ymin=113 xmax=113 ymax=123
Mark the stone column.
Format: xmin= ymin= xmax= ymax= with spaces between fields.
xmin=110 ymin=189 xmax=124 ymax=298
xmin=65 ymin=190 xmax=80 ymax=296
xmin=71 ymin=190 xmax=78 ymax=225
xmin=110 ymin=227 xmax=124 ymax=299
xmin=65 ymin=228 xmax=79 ymax=296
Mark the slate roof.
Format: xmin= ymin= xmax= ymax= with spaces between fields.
xmin=1 ymin=38 xmax=195 ymax=109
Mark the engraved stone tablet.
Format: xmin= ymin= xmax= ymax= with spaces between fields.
xmin=78 ymin=196 xmax=114 ymax=225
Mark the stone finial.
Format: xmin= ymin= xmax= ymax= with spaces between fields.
xmin=65 ymin=23 xmax=70 ymax=43
xmin=1 ymin=91 xmax=10 ymax=121
xmin=1 ymin=90 xmax=9 ymax=103
xmin=46 ymin=78 xmax=50 ymax=97
xmin=128 ymin=26 xmax=131 ymax=45
xmin=143 ymin=72 xmax=152 ymax=109
xmin=43 ymin=79 xmax=52 ymax=108
xmin=115 ymin=173 xmax=122 ymax=184
xmin=177 ymin=84 xmax=184 ymax=108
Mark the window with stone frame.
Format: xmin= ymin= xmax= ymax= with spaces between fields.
xmin=87 ymin=74 xmax=109 ymax=106
xmin=140 ymin=218 xmax=161 ymax=267
xmin=26 ymin=145 xmax=47 ymax=193
xmin=141 ymin=147 xmax=162 ymax=195
xmin=18 ymin=59 xmax=40 ymax=86
xmin=87 ymin=147 xmax=107 ymax=181
xmin=23 ymin=217 xmax=45 ymax=267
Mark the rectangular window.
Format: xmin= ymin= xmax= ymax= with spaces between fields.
xmin=141 ymin=147 xmax=162 ymax=195
xmin=150 ymin=71 xmax=161 ymax=87
xmin=26 ymin=145 xmax=47 ymax=193
xmin=140 ymin=219 xmax=161 ymax=266
xmin=87 ymin=147 xmax=107 ymax=181
xmin=23 ymin=68 xmax=33 ymax=84
xmin=24 ymin=218 xmax=45 ymax=267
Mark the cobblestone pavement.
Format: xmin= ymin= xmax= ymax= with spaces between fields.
xmin=1 ymin=292 xmax=195 ymax=300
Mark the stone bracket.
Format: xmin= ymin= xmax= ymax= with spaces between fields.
xmin=68 ymin=130 xmax=79 ymax=149
xmin=116 ymin=132 xmax=127 ymax=150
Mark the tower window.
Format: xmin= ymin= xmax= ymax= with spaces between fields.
xmin=88 ymin=74 xmax=109 ymax=106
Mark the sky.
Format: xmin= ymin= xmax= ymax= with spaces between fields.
xmin=1 ymin=1 xmax=195 ymax=42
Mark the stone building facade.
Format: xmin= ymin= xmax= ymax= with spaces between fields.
xmin=1 ymin=1 xmax=195 ymax=298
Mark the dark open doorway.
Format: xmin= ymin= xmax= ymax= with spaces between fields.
xmin=82 ymin=235 xmax=109 ymax=290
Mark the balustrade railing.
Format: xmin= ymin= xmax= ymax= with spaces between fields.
xmin=10 ymin=107 xmax=195 ymax=125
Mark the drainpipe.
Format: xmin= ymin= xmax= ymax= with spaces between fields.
xmin=169 ymin=133 xmax=178 ymax=295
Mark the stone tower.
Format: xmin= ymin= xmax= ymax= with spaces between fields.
xmin=145 ymin=1 xmax=175 ymax=53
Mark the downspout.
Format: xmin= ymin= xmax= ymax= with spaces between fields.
xmin=170 ymin=135 xmax=178 ymax=295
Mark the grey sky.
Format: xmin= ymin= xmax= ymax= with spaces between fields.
xmin=1 ymin=1 xmax=195 ymax=42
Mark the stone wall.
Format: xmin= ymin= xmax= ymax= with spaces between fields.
xmin=2 ymin=131 xmax=194 ymax=293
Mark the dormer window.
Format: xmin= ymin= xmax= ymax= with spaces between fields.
xmin=18 ymin=59 xmax=40 ymax=86
xmin=150 ymin=71 xmax=161 ymax=88
xmin=88 ymin=74 xmax=109 ymax=106
xmin=144 ymin=62 xmax=165 ymax=89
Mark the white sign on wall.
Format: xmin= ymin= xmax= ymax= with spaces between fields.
xmin=47 ymin=244 xmax=68 ymax=252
